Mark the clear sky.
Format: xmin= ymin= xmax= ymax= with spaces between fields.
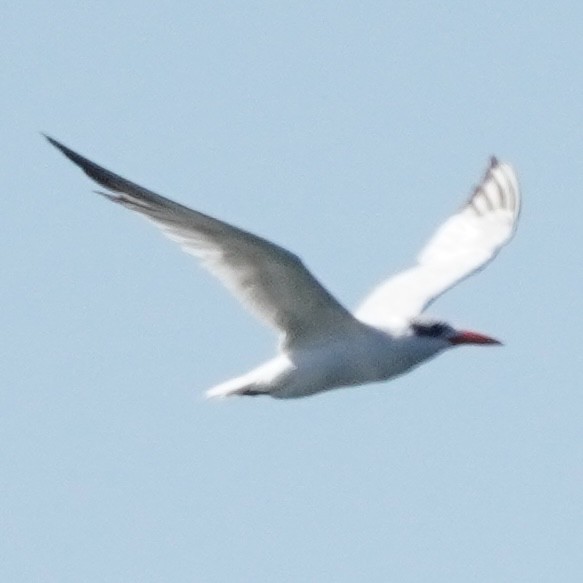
xmin=3 ymin=2 xmax=583 ymax=581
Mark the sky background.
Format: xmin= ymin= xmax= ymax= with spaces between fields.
xmin=3 ymin=2 xmax=583 ymax=581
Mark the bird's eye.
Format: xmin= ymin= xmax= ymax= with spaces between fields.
xmin=413 ymin=322 xmax=449 ymax=337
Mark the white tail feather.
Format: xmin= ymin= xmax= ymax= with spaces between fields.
xmin=205 ymin=376 xmax=265 ymax=399
xmin=205 ymin=356 xmax=291 ymax=398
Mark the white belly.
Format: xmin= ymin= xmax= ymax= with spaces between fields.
xmin=208 ymin=326 xmax=442 ymax=399
xmin=269 ymin=331 xmax=423 ymax=399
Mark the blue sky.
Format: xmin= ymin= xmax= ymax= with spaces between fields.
xmin=3 ymin=2 xmax=583 ymax=581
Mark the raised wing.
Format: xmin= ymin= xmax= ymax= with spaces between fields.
xmin=356 ymin=158 xmax=520 ymax=328
xmin=46 ymin=136 xmax=358 ymax=349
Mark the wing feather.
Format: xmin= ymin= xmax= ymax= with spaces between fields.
xmin=46 ymin=136 xmax=357 ymax=348
xmin=356 ymin=158 xmax=520 ymax=327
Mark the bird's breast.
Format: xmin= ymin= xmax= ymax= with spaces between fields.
xmin=290 ymin=331 xmax=413 ymax=389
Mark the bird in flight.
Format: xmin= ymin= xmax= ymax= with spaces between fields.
xmin=46 ymin=136 xmax=520 ymax=399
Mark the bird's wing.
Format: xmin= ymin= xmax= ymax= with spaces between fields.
xmin=46 ymin=136 xmax=358 ymax=349
xmin=355 ymin=158 xmax=520 ymax=327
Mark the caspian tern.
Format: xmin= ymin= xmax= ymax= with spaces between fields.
xmin=46 ymin=136 xmax=520 ymax=399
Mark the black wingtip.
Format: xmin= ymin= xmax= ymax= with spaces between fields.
xmin=43 ymin=134 xmax=117 ymax=192
xmin=43 ymin=134 xmax=82 ymax=163
xmin=42 ymin=133 xmax=62 ymax=150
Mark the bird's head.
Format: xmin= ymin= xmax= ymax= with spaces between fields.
xmin=410 ymin=318 xmax=502 ymax=350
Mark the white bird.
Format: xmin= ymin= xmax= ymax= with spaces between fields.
xmin=46 ymin=136 xmax=520 ymax=399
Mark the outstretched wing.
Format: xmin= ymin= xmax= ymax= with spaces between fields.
xmin=356 ymin=158 xmax=520 ymax=327
xmin=47 ymin=136 xmax=358 ymax=349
